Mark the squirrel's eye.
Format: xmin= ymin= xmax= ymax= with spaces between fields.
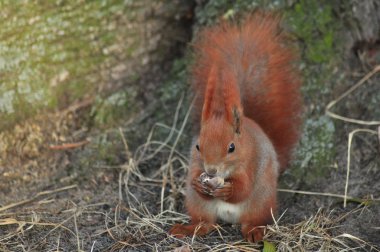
xmin=196 ymin=144 xmax=200 ymax=151
xmin=228 ymin=143 xmax=235 ymax=153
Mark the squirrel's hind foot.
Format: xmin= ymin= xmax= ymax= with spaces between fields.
xmin=241 ymin=224 xmax=266 ymax=243
xmin=169 ymin=222 xmax=215 ymax=238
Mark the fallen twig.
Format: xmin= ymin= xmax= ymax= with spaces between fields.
xmin=278 ymin=188 xmax=379 ymax=205
xmin=326 ymin=65 xmax=380 ymax=125
xmin=0 ymin=184 xmax=78 ymax=212
xmin=344 ymin=129 xmax=378 ymax=207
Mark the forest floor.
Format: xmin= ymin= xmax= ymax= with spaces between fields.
xmin=0 ymin=65 xmax=379 ymax=251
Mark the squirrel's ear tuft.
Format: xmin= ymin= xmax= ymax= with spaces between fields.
xmin=201 ymin=66 xmax=217 ymax=122
xmin=232 ymin=106 xmax=242 ymax=135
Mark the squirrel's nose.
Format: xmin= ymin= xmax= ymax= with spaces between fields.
xmin=204 ymin=165 xmax=217 ymax=176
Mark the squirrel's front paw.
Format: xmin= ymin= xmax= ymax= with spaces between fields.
xmin=211 ymin=181 xmax=233 ymax=201
xmin=199 ymin=172 xmax=224 ymax=189
xmin=191 ymin=177 xmax=213 ymax=197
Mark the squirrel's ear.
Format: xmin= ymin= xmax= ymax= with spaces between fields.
xmin=232 ymin=106 xmax=242 ymax=135
xmin=201 ymin=66 xmax=217 ymax=122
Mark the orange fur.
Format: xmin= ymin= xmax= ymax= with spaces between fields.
xmin=169 ymin=12 xmax=302 ymax=243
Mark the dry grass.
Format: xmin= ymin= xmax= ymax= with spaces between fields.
xmin=1 ymin=69 xmax=380 ymax=251
xmin=326 ymin=65 xmax=380 ymax=208
xmin=106 ymin=95 xmax=378 ymax=251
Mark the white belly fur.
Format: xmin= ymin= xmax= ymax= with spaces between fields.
xmin=213 ymin=200 xmax=243 ymax=224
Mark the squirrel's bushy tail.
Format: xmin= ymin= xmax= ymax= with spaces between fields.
xmin=191 ymin=12 xmax=302 ymax=171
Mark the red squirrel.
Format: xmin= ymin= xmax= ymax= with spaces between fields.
xmin=169 ymin=12 xmax=302 ymax=242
